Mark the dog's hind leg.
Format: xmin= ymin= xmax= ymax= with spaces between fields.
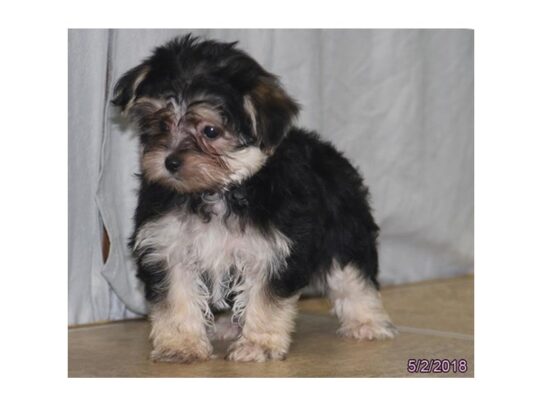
xmin=208 ymin=311 xmax=241 ymax=341
xmin=326 ymin=260 xmax=398 ymax=340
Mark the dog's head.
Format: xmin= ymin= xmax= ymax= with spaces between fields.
xmin=112 ymin=34 xmax=299 ymax=193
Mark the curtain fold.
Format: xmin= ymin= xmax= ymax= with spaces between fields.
xmin=69 ymin=29 xmax=116 ymax=324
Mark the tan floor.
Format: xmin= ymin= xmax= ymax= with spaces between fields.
xmin=68 ymin=275 xmax=474 ymax=377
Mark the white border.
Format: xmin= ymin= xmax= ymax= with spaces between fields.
xmin=2 ymin=0 xmax=542 ymax=405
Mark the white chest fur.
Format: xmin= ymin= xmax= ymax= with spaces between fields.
xmin=134 ymin=207 xmax=291 ymax=308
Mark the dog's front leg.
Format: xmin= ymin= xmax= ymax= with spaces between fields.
xmin=227 ymin=278 xmax=299 ymax=362
xmin=149 ymin=264 xmax=213 ymax=363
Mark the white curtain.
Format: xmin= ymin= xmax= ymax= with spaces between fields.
xmin=68 ymin=29 xmax=474 ymax=324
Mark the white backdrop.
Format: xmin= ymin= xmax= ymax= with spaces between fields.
xmin=68 ymin=29 xmax=474 ymax=325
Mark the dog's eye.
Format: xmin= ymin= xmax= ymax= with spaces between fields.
xmin=202 ymin=126 xmax=221 ymax=139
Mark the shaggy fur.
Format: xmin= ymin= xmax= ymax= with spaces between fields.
xmin=112 ymin=34 xmax=397 ymax=363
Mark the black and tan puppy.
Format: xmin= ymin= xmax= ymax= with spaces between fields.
xmin=112 ymin=34 xmax=397 ymax=363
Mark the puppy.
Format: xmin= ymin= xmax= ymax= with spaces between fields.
xmin=112 ymin=34 xmax=397 ymax=363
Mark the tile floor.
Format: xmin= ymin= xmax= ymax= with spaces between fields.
xmin=68 ymin=275 xmax=474 ymax=377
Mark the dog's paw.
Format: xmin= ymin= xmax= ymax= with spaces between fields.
xmin=151 ymin=341 xmax=213 ymax=363
xmin=226 ymin=338 xmax=286 ymax=362
xmin=338 ymin=320 xmax=398 ymax=341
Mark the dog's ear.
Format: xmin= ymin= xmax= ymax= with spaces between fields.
xmin=111 ymin=63 xmax=150 ymax=113
xmin=246 ymin=76 xmax=299 ymax=150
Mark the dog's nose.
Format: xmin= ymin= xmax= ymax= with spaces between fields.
xmin=165 ymin=155 xmax=181 ymax=173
